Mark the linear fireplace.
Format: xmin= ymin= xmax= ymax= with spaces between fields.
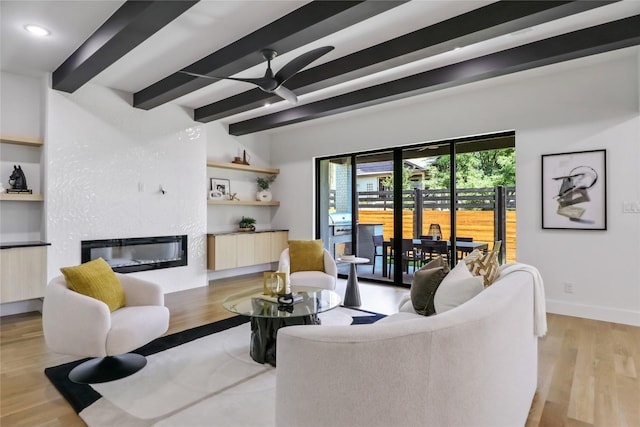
xmin=81 ymin=235 xmax=187 ymax=273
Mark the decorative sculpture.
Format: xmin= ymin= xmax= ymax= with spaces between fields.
xmin=8 ymin=165 xmax=30 ymax=192
xmin=232 ymin=149 xmax=251 ymax=165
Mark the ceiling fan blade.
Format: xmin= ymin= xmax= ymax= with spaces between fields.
xmin=274 ymin=86 xmax=298 ymax=104
xmin=180 ymin=71 xmax=272 ymax=89
xmin=274 ymin=46 xmax=334 ymax=85
xmin=180 ymin=70 xmax=221 ymax=80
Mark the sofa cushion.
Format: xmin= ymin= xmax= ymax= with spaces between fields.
xmin=410 ymin=256 xmax=449 ymax=316
xmin=464 ymin=249 xmax=500 ymax=286
xmin=434 ymin=259 xmax=483 ymax=313
xmin=60 ymin=257 xmax=126 ymax=312
xmin=288 ymin=240 xmax=325 ymax=273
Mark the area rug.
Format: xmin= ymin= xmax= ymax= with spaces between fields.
xmin=45 ymin=307 xmax=384 ymax=427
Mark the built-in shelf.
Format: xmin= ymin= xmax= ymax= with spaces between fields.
xmin=0 ymin=193 xmax=44 ymax=202
xmin=207 ymin=199 xmax=280 ymax=206
xmin=0 ymin=135 xmax=44 ymax=147
xmin=206 ymin=160 xmax=279 ymax=175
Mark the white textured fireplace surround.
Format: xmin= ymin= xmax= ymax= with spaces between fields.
xmin=45 ymin=84 xmax=207 ymax=294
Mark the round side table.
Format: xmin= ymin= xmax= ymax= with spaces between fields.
xmin=337 ymin=256 xmax=369 ymax=307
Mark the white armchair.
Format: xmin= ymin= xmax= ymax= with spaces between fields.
xmin=278 ymin=248 xmax=337 ymax=290
xmin=42 ymin=273 xmax=169 ymax=384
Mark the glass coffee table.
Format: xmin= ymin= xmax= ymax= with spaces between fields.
xmin=223 ymin=286 xmax=341 ymax=366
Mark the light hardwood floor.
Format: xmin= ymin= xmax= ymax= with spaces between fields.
xmin=1 ymin=273 xmax=638 ymax=426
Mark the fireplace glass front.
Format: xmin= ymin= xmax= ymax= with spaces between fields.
xmin=81 ymin=235 xmax=187 ymax=273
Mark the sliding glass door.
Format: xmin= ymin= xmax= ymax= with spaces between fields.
xmin=399 ymin=144 xmax=452 ymax=285
xmin=317 ymin=156 xmax=353 ymax=277
xmin=355 ymin=151 xmax=395 ymax=283
xmin=316 ymin=131 xmax=516 ymax=287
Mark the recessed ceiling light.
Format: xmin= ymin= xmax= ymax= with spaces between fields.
xmin=24 ymin=24 xmax=51 ymax=37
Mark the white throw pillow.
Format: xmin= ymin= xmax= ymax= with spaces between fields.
xmin=434 ymin=260 xmax=484 ymax=313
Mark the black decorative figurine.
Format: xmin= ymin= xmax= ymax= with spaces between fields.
xmin=8 ymin=165 xmax=29 ymax=192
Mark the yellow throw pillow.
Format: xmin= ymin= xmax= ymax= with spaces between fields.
xmin=60 ymin=258 xmax=126 ymax=311
xmin=288 ymin=240 xmax=325 ymax=273
xmin=464 ymin=249 xmax=500 ymax=287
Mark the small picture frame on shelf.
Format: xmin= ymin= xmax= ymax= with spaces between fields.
xmin=210 ymin=178 xmax=230 ymax=197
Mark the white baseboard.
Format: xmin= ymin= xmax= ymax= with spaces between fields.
xmin=0 ymin=298 xmax=43 ymax=317
xmin=546 ymin=299 xmax=640 ymax=326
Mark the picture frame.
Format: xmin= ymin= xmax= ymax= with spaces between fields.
xmin=541 ymin=149 xmax=606 ymax=230
xmin=210 ymin=178 xmax=230 ymax=197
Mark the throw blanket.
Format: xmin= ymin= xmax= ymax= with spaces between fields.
xmin=499 ymin=262 xmax=547 ymax=337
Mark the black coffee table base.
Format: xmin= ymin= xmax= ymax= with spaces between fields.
xmin=250 ymin=314 xmax=320 ymax=366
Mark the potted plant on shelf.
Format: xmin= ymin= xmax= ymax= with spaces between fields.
xmin=256 ymin=175 xmax=276 ymax=202
xmin=238 ymin=216 xmax=256 ymax=232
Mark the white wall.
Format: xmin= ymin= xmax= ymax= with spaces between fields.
xmin=45 ymin=83 xmax=207 ymax=294
xmin=268 ymin=48 xmax=640 ymax=326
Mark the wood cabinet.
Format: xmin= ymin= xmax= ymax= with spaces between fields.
xmin=206 ymin=160 xmax=280 ymax=206
xmin=0 ymin=245 xmax=47 ymax=303
xmin=208 ymin=234 xmax=237 ymax=271
xmin=207 ymin=230 xmax=288 ymax=271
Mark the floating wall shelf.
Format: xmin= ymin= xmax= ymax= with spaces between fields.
xmin=207 ymin=199 xmax=280 ymax=206
xmin=0 ymin=135 xmax=44 ymax=147
xmin=206 ymin=160 xmax=279 ymax=175
xmin=0 ymin=193 xmax=44 ymax=202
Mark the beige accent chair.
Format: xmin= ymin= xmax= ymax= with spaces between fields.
xmin=42 ymin=274 xmax=169 ymax=384
xmin=278 ymin=248 xmax=337 ymax=290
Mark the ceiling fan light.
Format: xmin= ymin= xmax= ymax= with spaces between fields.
xmin=24 ymin=24 xmax=51 ymax=37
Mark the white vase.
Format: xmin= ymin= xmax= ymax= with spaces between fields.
xmin=256 ymin=190 xmax=272 ymax=202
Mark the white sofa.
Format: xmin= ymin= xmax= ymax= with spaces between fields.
xmin=276 ymin=267 xmax=539 ymax=427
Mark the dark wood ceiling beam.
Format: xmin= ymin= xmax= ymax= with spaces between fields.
xmin=195 ymin=0 xmax=615 ymax=123
xmin=228 ymin=15 xmax=640 ymax=136
xmin=133 ymin=1 xmax=406 ymax=110
xmin=52 ymin=0 xmax=198 ymax=93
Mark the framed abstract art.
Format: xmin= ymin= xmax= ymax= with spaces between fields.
xmin=541 ymin=149 xmax=606 ymax=230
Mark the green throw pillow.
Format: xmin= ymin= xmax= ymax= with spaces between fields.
xmin=60 ymin=257 xmax=126 ymax=312
xmin=410 ymin=256 xmax=450 ymax=316
xmin=288 ymin=240 xmax=325 ymax=273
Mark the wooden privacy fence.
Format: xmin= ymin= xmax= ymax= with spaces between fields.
xmin=331 ymin=186 xmax=517 ymax=262
xmin=354 ymin=187 xmax=516 ymax=211
xmin=358 ymin=210 xmax=517 ymax=263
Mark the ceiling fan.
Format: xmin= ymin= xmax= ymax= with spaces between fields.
xmin=181 ymin=46 xmax=334 ymax=104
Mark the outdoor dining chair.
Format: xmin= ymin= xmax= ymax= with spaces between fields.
xmin=419 ymin=239 xmax=449 ymax=265
xmin=372 ymin=235 xmax=384 ymax=274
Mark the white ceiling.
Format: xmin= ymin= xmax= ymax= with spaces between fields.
xmin=2 ymin=0 xmax=639 ymax=129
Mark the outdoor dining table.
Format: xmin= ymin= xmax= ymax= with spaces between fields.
xmin=381 ymin=239 xmax=489 ymax=278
